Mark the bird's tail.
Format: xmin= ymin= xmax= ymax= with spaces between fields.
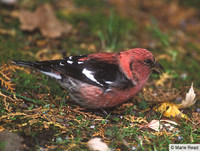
xmin=11 ymin=60 xmax=47 ymax=71
xmin=11 ymin=59 xmax=54 ymax=71
xmin=11 ymin=60 xmax=62 ymax=79
xmin=12 ymin=60 xmax=36 ymax=68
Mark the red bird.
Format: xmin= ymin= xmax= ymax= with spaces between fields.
xmin=12 ymin=48 xmax=164 ymax=108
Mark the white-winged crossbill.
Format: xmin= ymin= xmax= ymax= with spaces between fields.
xmin=12 ymin=48 xmax=164 ymax=108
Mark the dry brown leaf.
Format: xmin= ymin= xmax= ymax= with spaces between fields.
xmin=19 ymin=4 xmax=72 ymax=38
xmin=87 ymin=138 xmax=110 ymax=151
xmin=178 ymin=83 xmax=196 ymax=109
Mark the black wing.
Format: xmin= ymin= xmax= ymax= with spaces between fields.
xmin=12 ymin=55 xmax=134 ymax=90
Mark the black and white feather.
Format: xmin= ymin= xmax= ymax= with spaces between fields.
xmin=12 ymin=55 xmax=134 ymax=90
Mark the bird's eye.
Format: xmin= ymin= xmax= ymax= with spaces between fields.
xmin=144 ymin=59 xmax=152 ymax=65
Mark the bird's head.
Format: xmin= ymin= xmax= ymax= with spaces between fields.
xmin=118 ymin=48 xmax=164 ymax=82
xmin=132 ymin=48 xmax=164 ymax=74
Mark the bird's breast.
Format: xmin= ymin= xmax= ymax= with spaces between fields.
xmin=77 ymin=84 xmax=143 ymax=108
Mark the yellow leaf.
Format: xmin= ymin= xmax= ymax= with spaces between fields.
xmin=154 ymin=102 xmax=187 ymax=118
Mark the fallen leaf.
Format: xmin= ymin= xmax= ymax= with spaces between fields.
xmin=19 ymin=4 xmax=72 ymax=38
xmin=148 ymin=119 xmax=177 ymax=132
xmin=87 ymin=138 xmax=110 ymax=151
xmin=154 ymin=102 xmax=187 ymax=118
xmin=178 ymin=83 xmax=196 ymax=109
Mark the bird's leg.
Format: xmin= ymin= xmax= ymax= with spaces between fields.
xmin=100 ymin=108 xmax=109 ymax=116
